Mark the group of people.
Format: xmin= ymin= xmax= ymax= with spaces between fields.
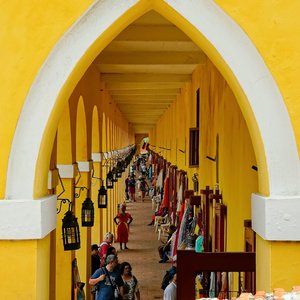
xmin=90 ymin=231 xmax=140 ymax=300
xmin=87 ymin=152 xmax=178 ymax=300
xmin=88 ymin=201 xmax=138 ymax=300
xmin=125 ymin=173 xmax=149 ymax=202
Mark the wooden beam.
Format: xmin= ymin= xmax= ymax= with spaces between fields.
xmin=117 ymin=104 xmax=170 ymax=109
xmin=106 ymin=82 xmax=184 ymax=90
xmin=104 ymin=41 xmax=201 ymax=52
xmin=96 ymin=52 xmax=206 ymax=64
xmin=101 ymin=73 xmax=191 ymax=83
xmin=99 ymin=64 xmax=197 ymax=74
xmin=113 ymin=95 xmax=175 ymax=101
xmin=109 ymin=89 xmax=180 ymax=95
xmin=114 ymin=25 xmax=190 ymax=41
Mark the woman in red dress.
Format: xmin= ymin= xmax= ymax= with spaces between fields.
xmin=114 ymin=204 xmax=133 ymax=250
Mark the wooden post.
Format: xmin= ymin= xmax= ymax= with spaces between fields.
xmin=209 ymin=187 xmax=222 ymax=252
xmin=200 ymin=186 xmax=213 ymax=251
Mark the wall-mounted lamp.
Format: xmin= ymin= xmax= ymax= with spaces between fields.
xmin=81 ymin=197 xmax=94 ymax=227
xmin=91 ymin=164 xmax=108 ymax=209
xmin=98 ymin=182 xmax=108 ymax=208
xmin=116 ymin=161 xmax=123 ymax=178
xmin=106 ymin=170 xmax=114 ymax=189
xmin=111 ymin=167 xmax=118 ymax=182
xmin=62 ymin=210 xmax=81 ymax=251
xmin=56 ymin=169 xmax=81 ymax=251
xmin=74 ymin=186 xmax=94 ymax=227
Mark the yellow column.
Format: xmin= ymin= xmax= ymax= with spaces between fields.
xmin=56 ymin=178 xmax=73 ymax=300
xmin=0 ymin=237 xmax=51 ymax=299
xmin=91 ymin=161 xmax=101 ymax=245
xmin=256 ymin=237 xmax=300 ymax=291
xmin=74 ymin=171 xmax=91 ymax=297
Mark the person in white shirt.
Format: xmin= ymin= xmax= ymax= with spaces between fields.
xmin=163 ymin=273 xmax=177 ymax=300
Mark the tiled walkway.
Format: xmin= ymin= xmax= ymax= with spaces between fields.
xmin=116 ymin=195 xmax=170 ymax=300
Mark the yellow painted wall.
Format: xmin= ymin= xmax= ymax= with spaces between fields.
xmin=155 ymin=59 xmax=258 ymax=252
xmin=0 ymin=0 xmax=299 ymax=296
xmin=215 ymin=0 xmax=300 ymax=155
xmin=0 ymin=0 xmax=94 ymax=198
xmin=0 ymin=239 xmax=51 ymax=299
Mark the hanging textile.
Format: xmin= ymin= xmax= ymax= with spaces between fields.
xmin=162 ymin=176 xmax=170 ymax=208
xmin=176 ymin=183 xmax=183 ymax=213
xmin=156 ymin=169 xmax=163 ymax=189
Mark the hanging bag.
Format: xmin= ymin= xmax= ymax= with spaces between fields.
xmin=104 ymin=268 xmax=123 ymax=300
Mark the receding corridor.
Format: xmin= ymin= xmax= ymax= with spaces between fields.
xmin=116 ymin=196 xmax=170 ymax=300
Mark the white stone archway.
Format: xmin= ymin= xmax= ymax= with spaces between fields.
xmin=3 ymin=0 xmax=300 ymax=240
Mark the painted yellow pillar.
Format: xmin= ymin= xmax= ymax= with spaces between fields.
xmin=56 ymin=178 xmax=73 ymax=300
xmin=91 ymin=161 xmax=101 ymax=245
xmin=0 ymin=237 xmax=51 ymax=299
xmin=74 ymin=172 xmax=91 ymax=296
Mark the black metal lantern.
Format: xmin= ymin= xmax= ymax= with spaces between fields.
xmin=120 ymin=160 xmax=126 ymax=172
xmin=81 ymin=197 xmax=94 ymax=227
xmin=106 ymin=171 xmax=114 ymax=189
xmin=98 ymin=184 xmax=108 ymax=208
xmin=62 ymin=211 xmax=80 ymax=251
xmin=116 ymin=161 xmax=123 ymax=178
xmin=112 ymin=167 xmax=118 ymax=182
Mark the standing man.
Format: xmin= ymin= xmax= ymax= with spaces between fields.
xmin=128 ymin=175 xmax=136 ymax=202
xmin=163 ymin=273 xmax=177 ymax=300
xmin=99 ymin=232 xmax=114 ymax=267
xmin=89 ymin=254 xmax=124 ymax=300
xmin=125 ymin=175 xmax=130 ymax=200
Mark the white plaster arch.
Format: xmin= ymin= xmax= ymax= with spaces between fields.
xmin=4 ymin=0 xmax=300 ymax=240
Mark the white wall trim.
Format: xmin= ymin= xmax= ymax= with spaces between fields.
xmin=92 ymin=153 xmax=102 ymax=162
xmin=0 ymin=195 xmax=57 ymax=239
xmin=164 ymin=0 xmax=300 ymax=196
xmin=57 ymin=164 xmax=76 ymax=179
xmin=5 ymin=0 xmax=300 ymax=239
xmin=77 ymin=161 xmax=92 ymax=172
xmin=252 ymin=193 xmax=300 ymax=240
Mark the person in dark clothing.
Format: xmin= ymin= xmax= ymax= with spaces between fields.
xmin=125 ymin=175 xmax=130 ymax=200
xmin=89 ymin=254 xmax=124 ymax=300
xmin=91 ymin=244 xmax=101 ymax=274
xmin=161 ymin=255 xmax=177 ymax=290
xmin=91 ymin=244 xmax=101 ymax=299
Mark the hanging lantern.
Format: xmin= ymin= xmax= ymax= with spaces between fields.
xmin=116 ymin=161 xmax=123 ymax=178
xmin=112 ymin=167 xmax=118 ymax=182
xmin=121 ymin=160 xmax=126 ymax=172
xmin=106 ymin=171 xmax=114 ymax=189
xmin=98 ymin=184 xmax=108 ymax=208
xmin=62 ymin=211 xmax=80 ymax=251
xmin=81 ymin=197 xmax=94 ymax=227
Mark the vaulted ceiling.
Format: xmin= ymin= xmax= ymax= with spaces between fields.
xmin=94 ymin=11 xmax=206 ymax=133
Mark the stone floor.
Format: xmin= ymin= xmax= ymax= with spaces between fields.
xmin=116 ymin=195 xmax=171 ymax=300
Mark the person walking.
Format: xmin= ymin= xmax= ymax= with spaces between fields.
xmin=89 ymin=254 xmax=124 ymax=300
xmin=120 ymin=262 xmax=140 ymax=300
xmin=99 ymin=232 xmax=114 ymax=267
xmin=128 ymin=175 xmax=136 ymax=202
xmin=138 ymin=176 xmax=149 ymax=202
xmin=91 ymin=244 xmax=101 ymax=299
xmin=114 ymin=204 xmax=133 ymax=250
xmin=125 ymin=175 xmax=130 ymax=200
